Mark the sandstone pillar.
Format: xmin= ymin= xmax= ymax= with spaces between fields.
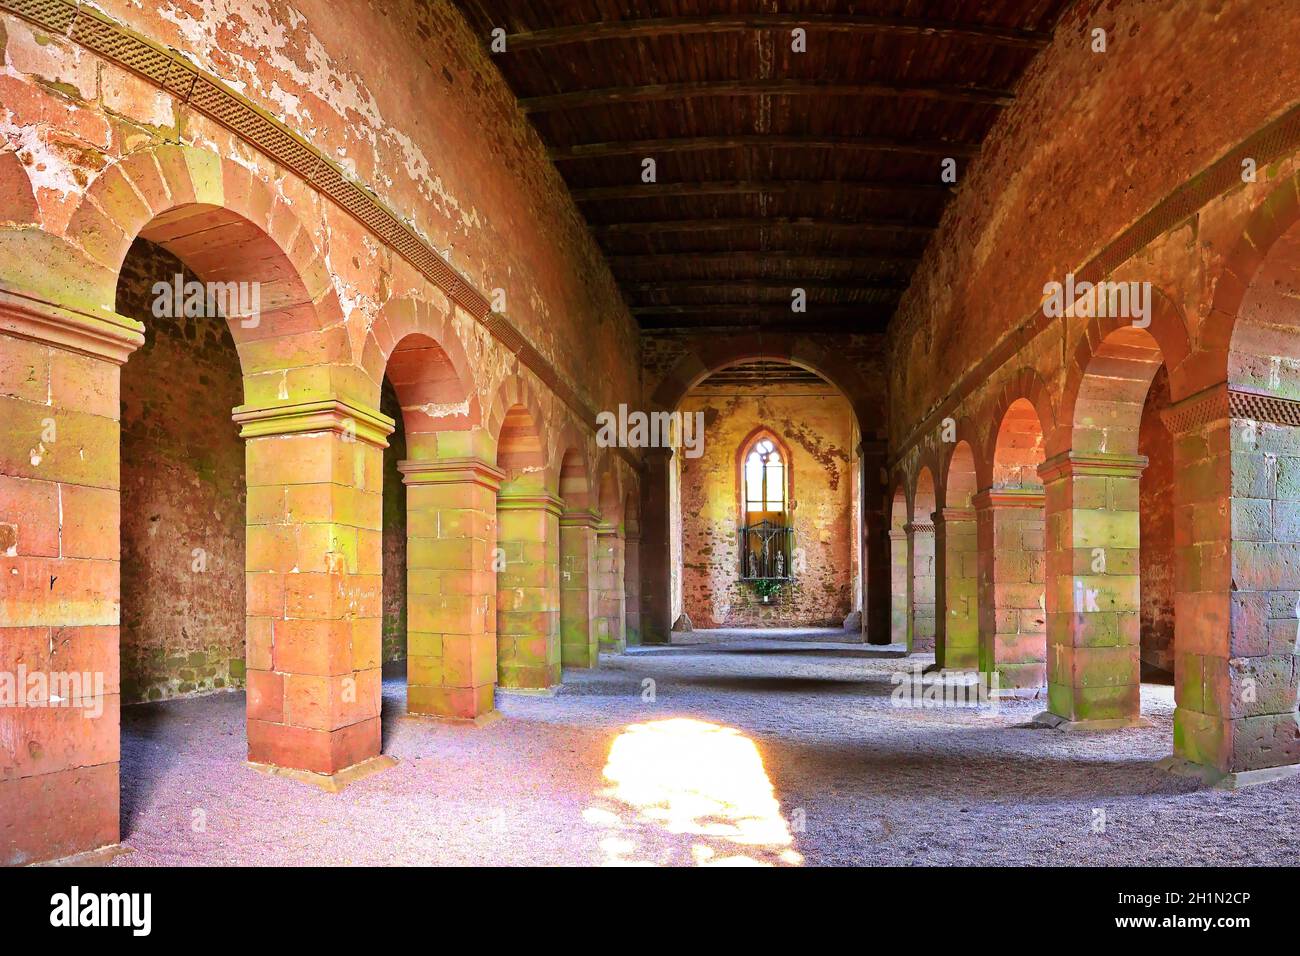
xmin=0 ymin=290 xmax=142 ymax=865
xmin=638 ymin=447 xmax=673 ymax=644
xmin=496 ymin=492 xmax=562 ymax=689
xmin=1038 ymin=452 xmax=1146 ymax=726
xmin=934 ymin=506 xmax=979 ymax=670
xmin=974 ymin=488 xmax=1047 ymax=690
xmin=623 ymin=526 xmax=642 ymax=646
xmin=595 ymin=522 xmax=627 ymax=653
xmin=860 ymin=443 xmax=891 ymax=644
xmin=889 ymin=528 xmax=910 ymax=646
xmin=559 ymin=508 xmax=600 ymax=669
xmin=399 ymin=457 xmax=503 ymax=721
xmin=905 ymin=521 xmax=936 ymax=653
xmin=1164 ymin=386 xmax=1300 ymax=778
xmin=235 ymin=398 xmax=392 ymax=777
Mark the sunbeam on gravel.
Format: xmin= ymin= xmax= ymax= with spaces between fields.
xmin=583 ymin=717 xmax=804 ymax=866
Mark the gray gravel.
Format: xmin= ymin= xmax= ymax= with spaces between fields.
xmin=110 ymin=636 xmax=1300 ymax=866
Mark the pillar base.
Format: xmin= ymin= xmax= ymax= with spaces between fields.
xmin=406 ymin=709 xmax=503 ymax=728
xmin=992 ymin=688 xmax=1047 ymax=700
xmin=1031 ymin=711 xmax=1152 ymax=731
xmin=1157 ymin=755 xmax=1300 ymax=790
xmin=496 ymin=685 xmax=561 ymax=697
xmin=33 ymin=843 xmax=134 ymax=867
xmin=246 ymin=754 xmax=398 ymax=793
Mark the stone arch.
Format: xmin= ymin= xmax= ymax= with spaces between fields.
xmin=364 ymin=297 xmax=481 ymax=438
xmin=1064 ymin=325 xmax=1167 ymax=457
xmin=597 ymin=466 xmax=624 ymax=528
xmin=649 ymin=335 xmax=873 ymax=428
xmin=981 ymin=368 xmax=1056 ymax=471
xmin=489 ymin=375 xmax=551 ymax=492
xmin=1056 ymin=292 xmax=1190 ymax=456
xmin=991 ymin=397 xmax=1048 ymax=490
xmin=558 ymin=442 xmax=593 ymax=511
xmin=911 ymin=447 xmax=943 ymax=515
xmin=942 ymin=438 xmax=980 ymax=510
xmin=1223 ymin=198 xmax=1300 ymax=400
xmin=1202 ymin=168 xmax=1300 ymax=383
xmin=69 ymin=145 xmax=343 ymax=371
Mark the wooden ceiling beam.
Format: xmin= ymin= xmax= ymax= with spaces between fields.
xmin=497 ymin=14 xmax=1052 ymax=52
xmin=637 ymin=315 xmax=890 ymax=333
xmin=631 ymin=303 xmax=893 ymax=317
xmin=549 ymin=134 xmax=978 ymax=161
xmin=520 ymin=79 xmax=1014 ymax=112
xmin=624 ymin=280 xmax=908 ymax=294
xmin=591 ymin=217 xmax=936 ymax=237
xmin=570 ymin=180 xmax=948 ymax=201
xmin=606 ymin=251 xmax=923 ymax=268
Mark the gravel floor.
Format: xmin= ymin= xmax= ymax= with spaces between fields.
xmin=110 ymin=632 xmax=1300 ymax=866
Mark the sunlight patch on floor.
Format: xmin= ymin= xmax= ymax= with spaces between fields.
xmin=583 ymin=718 xmax=803 ymax=866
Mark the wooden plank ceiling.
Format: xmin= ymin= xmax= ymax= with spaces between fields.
xmin=452 ymin=1 xmax=1071 ymax=334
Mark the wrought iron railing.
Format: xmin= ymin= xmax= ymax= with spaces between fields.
xmin=738 ymin=519 xmax=794 ymax=580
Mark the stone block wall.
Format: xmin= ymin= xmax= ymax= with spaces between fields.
xmin=678 ymin=384 xmax=856 ymax=628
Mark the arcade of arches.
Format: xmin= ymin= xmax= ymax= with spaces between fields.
xmin=4 ymin=0 xmax=1300 ymax=866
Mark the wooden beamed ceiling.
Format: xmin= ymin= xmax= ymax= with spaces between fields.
xmin=454 ymin=1 xmax=1070 ymax=334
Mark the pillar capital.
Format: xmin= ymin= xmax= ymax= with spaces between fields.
xmin=903 ymin=521 xmax=935 ymax=536
xmin=595 ymin=521 xmax=622 ymax=539
xmin=497 ymin=492 xmax=565 ymax=517
xmin=0 ymin=287 xmax=143 ymax=364
xmin=233 ymin=398 xmax=395 ymax=448
xmin=971 ymin=486 xmax=1046 ymax=510
xmin=560 ymin=507 xmax=602 ymax=529
xmin=399 ymin=456 xmax=505 ymax=492
xmin=1037 ymin=451 xmax=1147 ymax=484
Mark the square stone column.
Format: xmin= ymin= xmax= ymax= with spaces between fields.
xmin=235 ymin=399 xmax=393 ymax=777
xmin=623 ymin=529 xmax=641 ymax=646
xmin=934 ymin=507 xmax=979 ymax=670
xmin=860 ymin=443 xmax=892 ymax=644
xmin=1038 ymin=452 xmax=1146 ymax=727
xmin=973 ymin=488 xmax=1047 ymax=689
xmin=497 ymin=492 xmax=563 ymax=690
xmin=399 ymin=457 xmax=504 ymax=721
xmin=595 ymin=522 xmax=627 ymax=653
xmin=905 ymin=521 xmax=936 ymax=653
xmin=0 ymin=290 xmax=142 ymax=865
xmin=1164 ymin=386 xmax=1300 ymax=778
xmin=559 ymin=508 xmax=600 ymax=669
xmin=889 ymin=528 xmax=910 ymax=646
xmin=638 ymin=447 xmax=673 ymax=644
